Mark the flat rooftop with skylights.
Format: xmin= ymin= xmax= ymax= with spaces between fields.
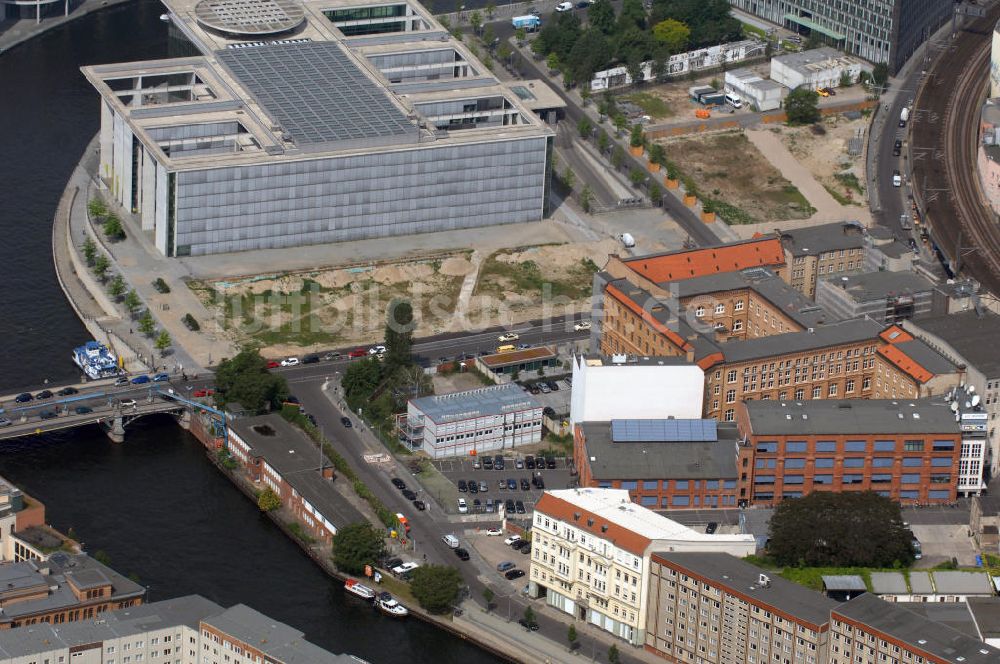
xmin=81 ymin=0 xmax=555 ymax=257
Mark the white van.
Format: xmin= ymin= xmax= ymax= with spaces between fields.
xmin=725 ymin=92 xmax=743 ymax=109
xmin=442 ymin=534 xmax=460 ymax=548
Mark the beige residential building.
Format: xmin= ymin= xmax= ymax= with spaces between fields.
xmin=528 ymin=489 xmax=755 ymax=646
xmin=780 ymin=222 xmax=868 ymax=299
xmin=645 ymin=553 xmax=836 ymax=663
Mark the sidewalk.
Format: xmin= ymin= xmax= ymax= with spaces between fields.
xmin=457 ymin=604 xmax=579 ymax=664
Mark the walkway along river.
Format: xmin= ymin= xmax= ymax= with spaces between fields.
xmin=0 ymin=1 xmax=502 ymax=661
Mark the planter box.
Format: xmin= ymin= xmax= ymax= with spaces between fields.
xmin=665 ymin=178 xmax=679 ymax=189
xmin=629 ymin=145 xmax=644 ymax=157
xmin=701 ymin=211 xmax=717 ymax=223
xmin=683 ymin=194 xmax=697 ymax=207
xmin=647 ymin=161 xmax=661 ymax=173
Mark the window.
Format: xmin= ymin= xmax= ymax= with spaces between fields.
xmin=902 ymin=457 xmax=924 ymax=467
xmin=816 ymin=441 xmax=836 ymax=452
xmin=813 ymin=474 xmax=833 ymax=485
xmin=845 ymin=441 xmax=867 ymax=452
xmin=794 ymin=389 xmax=804 ymax=400
xmin=724 ymin=409 xmax=735 ymax=422
xmin=901 ymin=474 xmax=920 ymax=484
xmin=842 ymin=474 xmax=864 ymax=484
xmin=828 ymin=384 xmax=837 ymax=396
xmin=784 ymin=475 xmax=804 ymax=485
xmin=673 ymin=496 xmax=690 ymax=506
xmin=733 ymin=320 xmax=743 ymax=332
xmin=812 ymin=387 xmax=821 ymax=398
xmin=784 ymin=458 xmax=806 ymax=469
xmin=871 ymin=474 xmax=892 ymax=483
xmin=643 ymin=480 xmax=659 ymax=489
xmin=928 ymin=490 xmax=951 ymax=499
xmin=756 ymin=441 xmax=777 ymax=453
xmin=726 ymin=389 xmax=736 ymax=404
xmin=735 ymin=300 xmax=744 ymax=311
xmin=930 ymin=474 xmax=950 ymax=484
xmin=674 ymin=480 xmax=689 ymax=489
xmin=695 ymin=306 xmax=705 ymax=317
xmin=843 ymin=458 xmax=865 ymax=468
xmin=932 ymin=440 xmax=955 ymax=451
xmin=846 ymin=379 xmax=855 ymax=393
xmin=815 ymin=458 xmax=834 ymax=468
xmin=715 ymin=303 xmax=725 ymax=314
xmin=904 ymin=440 xmax=924 ymax=452
xmin=754 ymin=476 xmax=775 ymax=484
xmin=727 ymin=370 xmax=737 ymax=383
xmin=872 ymin=457 xmax=893 ymax=467
xmin=931 ymin=457 xmax=953 ymax=467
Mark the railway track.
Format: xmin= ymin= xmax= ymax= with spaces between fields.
xmin=912 ymin=6 xmax=1000 ymax=294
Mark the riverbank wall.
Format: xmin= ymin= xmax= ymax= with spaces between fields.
xmin=0 ymin=0 xmax=132 ymax=55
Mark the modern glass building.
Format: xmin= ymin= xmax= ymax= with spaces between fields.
xmin=728 ymin=0 xmax=953 ymax=73
xmin=82 ymin=0 xmax=554 ymax=256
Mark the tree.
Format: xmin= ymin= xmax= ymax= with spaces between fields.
xmin=155 ymin=329 xmax=171 ymax=356
xmin=257 ymin=488 xmax=281 ymax=511
xmin=598 ymin=131 xmax=610 ymax=154
xmin=649 ymin=182 xmax=663 ymax=205
xmin=138 ymin=309 xmax=156 ymax=336
xmin=469 ymin=10 xmax=482 ymax=34
xmin=331 ymin=522 xmax=385 ymax=574
xmin=767 ymin=491 xmax=914 ymax=568
xmin=839 ymin=70 xmax=853 ymax=88
xmin=214 ymin=348 xmax=290 ymax=413
xmin=872 ymin=62 xmax=889 ymax=88
xmin=103 ymin=214 xmax=125 ymax=240
xmin=567 ymin=624 xmax=578 ymax=651
xmin=485 ymin=0 xmax=495 ymax=17
xmin=625 ymin=55 xmax=644 ymax=86
xmin=649 ymin=0 xmax=741 ymax=49
xmin=652 ymin=18 xmax=690 ymax=53
xmin=617 ymin=0 xmax=645 ymax=32
xmin=648 ymin=142 xmax=666 ymax=166
xmin=785 ymin=86 xmax=820 ymax=126
xmin=93 ymin=550 xmax=112 ymax=566
xmin=577 ymin=117 xmax=593 ymax=139
xmin=482 ymin=587 xmax=495 ymax=611
xmin=342 ymin=357 xmax=382 ymax=410
xmin=546 ymin=52 xmax=560 ymax=72
xmin=93 ymin=254 xmax=110 ymax=280
xmin=497 ymin=42 xmax=512 ymax=64
xmin=82 ymin=236 xmax=97 ymax=265
xmin=580 ymin=184 xmax=594 ymax=213
xmin=524 ymin=606 xmax=536 ymax=624
xmin=587 ymin=0 xmax=615 ymax=35
xmin=410 ymin=565 xmax=463 ymax=614
xmin=87 ymin=198 xmax=107 ymax=220
xmin=629 ymin=123 xmax=645 ymax=148
xmin=108 ymin=274 xmax=126 ymax=299
xmin=611 ymin=145 xmax=625 ymax=169
xmin=483 ymin=24 xmax=496 ymax=48
xmin=566 ymin=29 xmax=612 ymax=85
xmin=562 ymin=167 xmax=576 ymax=190
xmin=764 ymin=39 xmax=773 ymax=59
xmin=514 ymin=27 xmax=526 ymax=43
xmin=384 ymin=298 xmax=415 ymax=371
xmin=124 ymin=289 xmax=141 ymax=315
xmin=613 ymin=113 xmax=628 ymax=136
xmin=608 ymin=644 xmax=621 ymax=664
xmin=805 ymin=32 xmax=822 ymax=50
xmin=629 ymin=167 xmax=646 ymax=186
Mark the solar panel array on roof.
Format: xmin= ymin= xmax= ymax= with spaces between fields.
xmin=217 ymin=41 xmax=416 ymax=147
xmin=610 ymin=419 xmax=718 ymax=442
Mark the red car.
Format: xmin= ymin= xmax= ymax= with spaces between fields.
xmin=267 ymin=360 xmax=280 ymax=368
xmin=192 ymin=388 xmax=215 ymax=398
xmin=348 ymin=348 xmax=367 ymax=358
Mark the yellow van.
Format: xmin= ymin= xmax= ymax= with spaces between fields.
xmin=496 ymin=344 xmax=516 ymax=353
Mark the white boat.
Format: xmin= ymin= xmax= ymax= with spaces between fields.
xmin=344 ymin=579 xmax=376 ymax=601
xmin=159 ymin=13 xmax=170 ymax=22
xmin=376 ymin=593 xmax=409 ymax=618
xmin=72 ymin=341 xmax=121 ymax=380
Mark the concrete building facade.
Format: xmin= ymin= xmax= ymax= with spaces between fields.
xmin=724 ymin=68 xmax=786 ymax=111
xmin=82 ymin=0 xmax=554 ymax=257
xmin=728 ymin=0 xmax=953 ymax=73
xmin=528 ymin=489 xmax=755 ymax=647
xmin=770 ymin=47 xmax=868 ymax=90
xmin=398 ymin=384 xmax=543 ymax=458
xmin=815 ymin=271 xmax=936 ymax=324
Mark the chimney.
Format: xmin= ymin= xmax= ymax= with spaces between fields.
xmin=686 ymin=348 xmax=695 ymax=363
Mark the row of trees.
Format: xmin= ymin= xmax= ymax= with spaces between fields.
xmin=533 ymin=0 xmax=740 ymax=88
xmin=215 ymin=348 xmax=290 ymax=414
xmin=87 ymin=198 xmax=125 ymax=241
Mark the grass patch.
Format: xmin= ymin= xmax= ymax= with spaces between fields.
xmin=741 ymin=23 xmax=767 ymax=39
xmin=622 ymin=92 xmax=673 ymax=118
xmin=779 ymin=567 xmax=875 ymax=592
xmin=834 ymin=172 xmax=865 ymax=195
xmin=823 ymin=183 xmax=854 ymax=206
xmin=767 ymin=184 xmax=816 ymax=216
xmin=476 ymin=253 xmax=598 ymax=300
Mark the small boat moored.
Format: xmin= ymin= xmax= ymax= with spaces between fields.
xmin=376 ymin=592 xmax=409 ymax=618
xmin=344 ymin=579 xmax=376 ymax=601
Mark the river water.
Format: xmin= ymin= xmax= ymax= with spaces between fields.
xmin=0 ymin=2 xmax=500 ymax=661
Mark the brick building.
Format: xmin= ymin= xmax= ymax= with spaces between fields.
xmin=829 ymin=592 xmax=999 ymax=664
xmin=779 ymin=222 xmax=868 ymax=299
xmin=736 ymin=399 xmax=963 ymax=506
xmin=573 ymin=419 xmax=741 ymax=509
xmin=645 ymin=552 xmax=838 ymax=663
xmin=228 ymin=415 xmax=364 ymax=543
xmin=0 ymin=553 xmax=144 ymax=629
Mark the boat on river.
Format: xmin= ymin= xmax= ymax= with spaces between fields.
xmin=72 ymin=341 xmax=121 ymax=380
xmin=344 ymin=579 xmax=376 ymax=601
xmin=376 ymin=592 xmax=409 ymax=618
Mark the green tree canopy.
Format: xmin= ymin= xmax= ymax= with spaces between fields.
xmin=214 ymin=349 xmax=290 ymax=414
xmin=652 ymin=18 xmax=690 ymax=53
xmin=342 ymin=357 xmax=382 ymax=410
xmin=138 ymin=309 xmax=156 ymax=336
xmin=82 ymin=236 xmax=97 ymax=266
xmin=566 ymin=29 xmax=612 ymax=85
xmin=629 ymin=123 xmax=645 ymax=148
xmin=537 ymin=12 xmax=582 ymax=62
xmin=384 ymin=298 xmax=415 ymax=372
xmin=93 ymin=254 xmax=110 ymax=280
xmin=649 ymin=0 xmax=740 ymax=49
xmin=587 ymin=0 xmax=615 ymax=34
xmin=410 ymin=565 xmax=463 ymax=614
xmin=332 ymin=522 xmax=385 ymax=574
xmin=616 ymin=0 xmax=646 ymax=32
xmin=103 ymin=215 xmax=125 ymax=240
xmin=785 ymin=86 xmax=820 ymax=125
xmin=872 ymin=62 xmax=889 ymax=87
xmin=124 ymin=289 xmax=141 ymax=314
xmin=155 ymin=329 xmax=172 ymax=355
xmin=87 ymin=198 xmax=108 ymax=220
xmin=767 ymin=491 xmax=914 ymax=568
xmin=257 ymin=488 xmax=281 ymax=511
xmin=108 ymin=274 xmax=127 ymax=299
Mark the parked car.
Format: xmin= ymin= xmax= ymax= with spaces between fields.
xmin=472 ymin=458 xmax=481 ymax=469
xmin=497 ymin=561 xmax=516 ymax=572
xmin=893 ymin=139 xmax=902 ymax=156
xmin=57 ymin=387 xmax=79 ymax=396
xmin=546 ymin=381 xmax=559 ymax=391
xmin=454 ymin=548 xmax=470 ymax=561
xmin=497 ymin=332 xmax=519 ymax=342
xmin=14 ymin=393 xmax=33 ymax=403
xmin=267 ymin=360 xmax=280 ymax=368
xmin=74 ymin=406 xmax=93 ymax=414
xmin=505 ymin=499 xmax=516 ymax=513
xmin=518 ymin=618 xmax=539 ymax=631
xmin=498 ymin=479 xmax=506 ymax=491
xmin=505 ymin=569 xmax=526 ymax=580
xmin=482 ymin=457 xmax=493 ymax=470
xmin=479 ymin=481 xmax=488 ymax=493
xmin=131 ymin=375 xmax=150 ymax=384
xmin=515 ymin=500 xmax=526 ymax=514
xmin=192 ymin=389 xmax=214 ymax=398
xmin=413 ymin=500 xmax=426 ymax=511
xmin=574 ymin=320 xmax=591 ymax=331
xmin=532 ymin=475 xmax=546 ymax=490
xmin=458 ymin=480 xmax=468 ymax=493
xmin=457 ymin=498 xmax=468 ymax=514
xmin=525 ymin=455 xmax=535 ymax=469
xmin=322 ymin=352 xmax=341 ymax=361
xmin=340 ymin=416 xmax=353 ymax=428
xmin=520 ymin=544 xmax=531 ymax=555
xmin=39 ymin=410 xmax=57 ymax=420
xmin=520 ymin=478 xmax=530 ymax=491
xmin=892 ymin=170 xmax=902 ymax=187
xmin=392 ymin=562 xmax=419 ymax=575
xmin=546 ymin=457 xmax=557 ymax=469
xmin=392 ymin=478 xmax=407 ymax=490
xmin=153 ymin=372 xmax=170 ymax=382
xmin=515 ymin=458 xmax=524 ymax=469
xmin=0 ymin=417 xmax=11 ymax=427
xmin=368 ymin=345 xmax=387 ymax=356
xmin=516 ymin=344 xmax=531 ymax=350
xmin=512 ymin=538 xmax=529 ymax=550
xmin=555 ymin=1 xmax=573 ymax=11
xmin=507 ymin=478 xmax=517 ymax=491
xmin=114 ymin=377 xmax=130 ymax=387
xmin=706 ymin=522 xmax=718 ymax=534
xmin=485 ymin=499 xmax=495 ymax=513
xmin=280 ymin=357 xmax=299 ymax=367
xmin=120 ymin=398 xmax=137 ymax=408
xmin=504 ymin=534 xmax=521 ymax=546
xmin=485 ymin=528 xmax=503 ymax=536
xmin=401 ymin=490 xmax=417 ymax=501
xmin=348 ymin=348 xmax=367 ymax=358
xmin=468 ymin=480 xmax=479 ymax=494
xmin=538 ymin=383 xmax=551 ymax=394
xmin=302 ymin=354 xmax=320 ymax=364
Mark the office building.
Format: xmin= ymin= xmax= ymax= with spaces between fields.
xmin=829 ymin=593 xmax=1000 ymax=664
xmin=815 ymin=271 xmax=936 ymax=324
xmin=770 ymin=47 xmax=868 ymax=90
xmin=0 ymin=594 xmax=365 ymax=664
xmin=81 ymin=0 xmax=554 ymax=257
xmin=736 ymin=399 xmax=963 ymax=506
xmin=904 ymin=310 xmax=1000 ymax=478
xmin=228 ymin=415 xmax=364 ymax=541
xmin=528 ymin=489 xmax=755 ymax=646
xmin=0 ymin=553 xmax=145 ymax=629
xmin=573 ymin=419 xmax=741 ymax=509
xmin=728 ymin=0 xmax=953 ymax=73
xmin=569 ymin=354 xmax=704 ymax=426
xmin=397 ymin=384 xmax=542 ymax=458
xmin=645 ymin=552 xmax=838 ymax=663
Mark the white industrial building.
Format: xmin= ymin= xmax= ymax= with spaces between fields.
xmin=570 ymin=354 xmax=704 ymax=426
xmin=589 ymin=39 xmax=765 ymax=91
xmin=770 ymin=47 xmax=868 ymax=91
xmin=398 ymin=384 xmax=543 ymax=458
xmin=528 ymin=488 xmax=755 ymax=645
xmin=723 ymin=68 xmax=786 ymax=111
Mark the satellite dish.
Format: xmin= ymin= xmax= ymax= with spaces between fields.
xmin=968 ymin=385 xmax=976 ymax=394
xmin=950 ymin=402 xmax=960 ymax=412
xmin=972 ymin=394 xmax=981 ymax=407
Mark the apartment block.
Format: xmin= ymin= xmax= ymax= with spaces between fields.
xmin=736 ymin=399 xmax=963 ymax=506
xmin=573 ymin=419 xmax=741 ymax=509
xmin=829 ymin=592 xmax=1000 ymax=664
xmin=0 ymin=594 xmax=364 ymax=664
xmin=779 ymin=222 xmax=868 ymax=299
xmin=528 ymin=489 xmax=755 ymax=646
xmin=228 ymin=415 xmax=364 ymax=542
xmin=645 ymin=552 xmax=838 ymax=663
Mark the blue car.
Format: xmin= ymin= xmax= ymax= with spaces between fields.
xmin=131 ymin=375 xmax=151 ymax=384
xmin=153 ymin=373 xmax=170 ymax=382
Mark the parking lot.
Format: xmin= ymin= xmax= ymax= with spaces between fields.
xmin=516 ymin=376 xmax=572 ymax=416
xmin=910 ymin=524 xmax=979 ymax=568
xmin=433 ymin=453 xmax=576 ymax=515
xmin=466 ymin=531 xmax=533 ymax=589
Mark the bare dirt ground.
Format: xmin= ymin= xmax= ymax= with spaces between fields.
xmin=778 ymin=114 xmax=869 ymax=208
xmin=613 ymin=71 xmax=736 ymax=122
xmin=655 ymin=131 xmax=815 ymax=224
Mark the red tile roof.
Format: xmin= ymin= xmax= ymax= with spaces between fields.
xmin=877 ymin=345 xmax=934 ymax=384
xmin=605 ymin=283 xmax=692 ymax=352
xmin=622 ymin=238 xmax=785 ymax=283
xmin=879 ymin=325 xmax=913 ymax=344
xmin=534 ymin=493 xmax=651 ymax=556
